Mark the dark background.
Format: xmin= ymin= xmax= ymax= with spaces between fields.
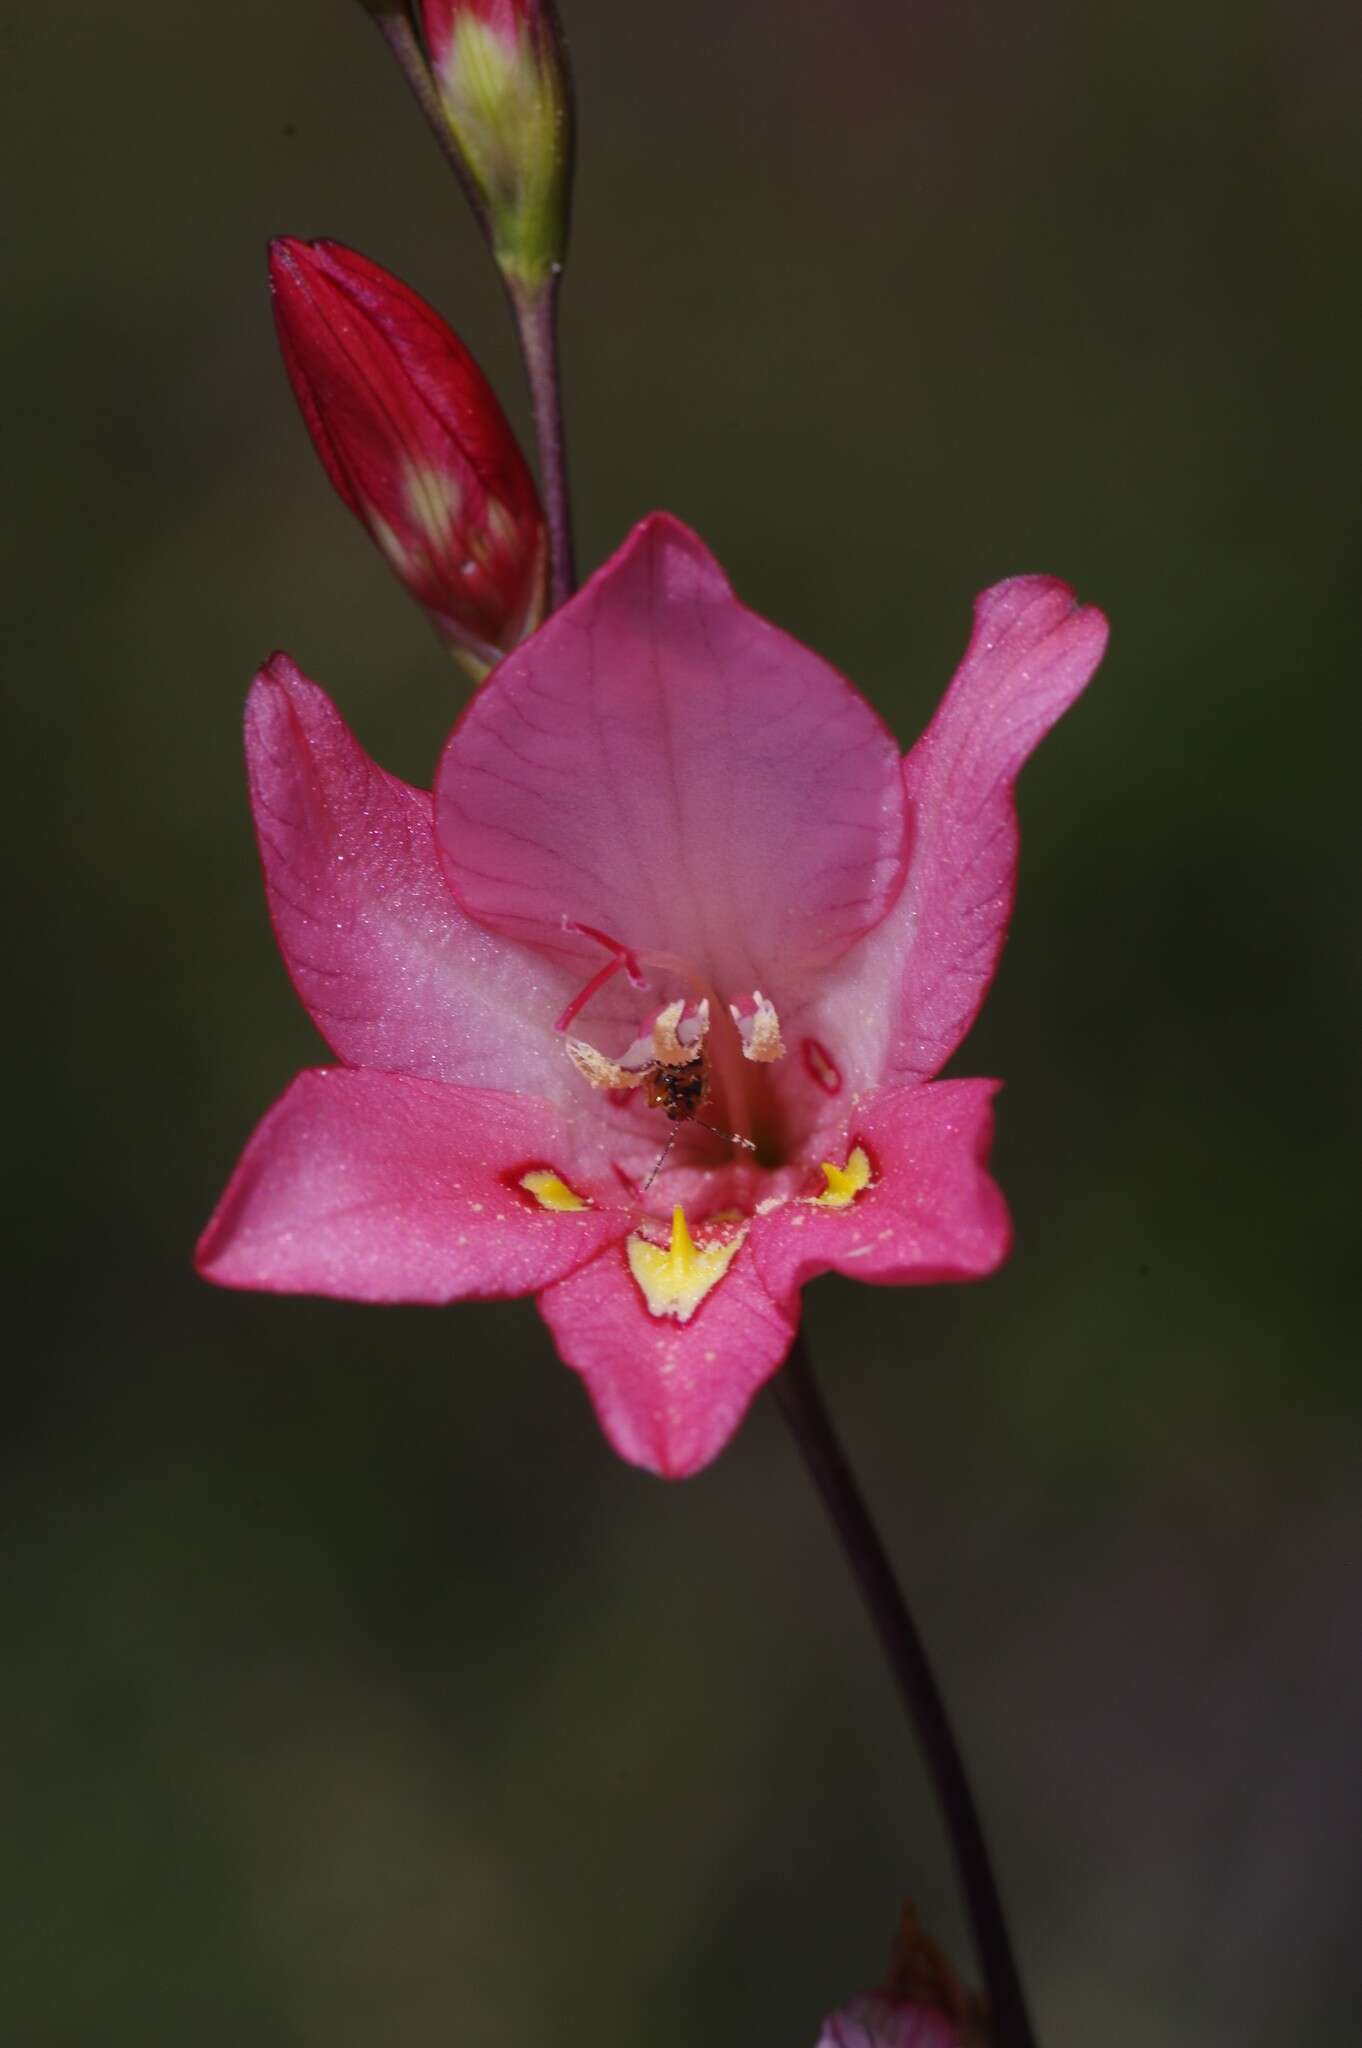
xmin=7 ymin=2 xmax=1361 ymax=2042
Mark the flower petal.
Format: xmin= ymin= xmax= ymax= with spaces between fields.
xmin=807 ymin=578 xmax=1108 ymax=1088
xmin=434 ymin=514 xmax=907 ymax=996
xmin=247 ymin=655 xmax=577 ymax=1097
xmin=196 ymin=1069 xmax=623 ymax=1301
xmin=536 ymin=1235 xmax=798 ymax=1478
xmin=751 ymin=1079 xmax=1010 ymax=1306
xmin=816 ymin=1998 xmax=971 ymax=2048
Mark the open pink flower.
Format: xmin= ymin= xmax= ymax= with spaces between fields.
xmin=197 ymin=516 xmax=1106 ymax=1477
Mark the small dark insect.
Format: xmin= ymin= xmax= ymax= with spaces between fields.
xmin=644 ymin=1055 xmax=708 ymax=1122
xmin=639 ymin=1050 xmax=755 ymax=1192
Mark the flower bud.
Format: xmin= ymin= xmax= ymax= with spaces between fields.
xmin=817 ymin=1910 xmax=987 ymax=2048
xmin=815 ymin=1996 xmax=976 ymax=2048
xmin=269 ymin=237 xmax=547 ymax=679
xmin=417 ymin=0 xmax=573 ymax=288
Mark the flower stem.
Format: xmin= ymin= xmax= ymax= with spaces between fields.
xmin=772 ymin=1336 xmax=1039 ymax=2048
xmin=510 ymin=274 xmax=577 ymax=607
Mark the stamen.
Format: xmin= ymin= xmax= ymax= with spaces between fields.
xmin=554 ymin=920 xmax=648 ymax=1034
xmin=651 ymin=997 xmax=710 ymax=1065
xmin=729 ymin=991 xmax=786 ymax=1063
xmin=565 ymin=1037 xmax=648 ymax=1092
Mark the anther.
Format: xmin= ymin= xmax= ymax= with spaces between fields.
xmin=565 ymin=1037 xmax=647 ymax=1092
xmin=652 ymin=997 xmax=709 ymax=1066
xmin=729 ymin=991 xmax=785 ymax=1063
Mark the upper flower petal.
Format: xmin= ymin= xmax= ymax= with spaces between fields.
xmin=536 ymin=1233 xmax=798 ymax=1478
xmin=751 ymin=1079 xmax=1010 ymax=1309
xmin=433 ymin=514 xmax=908 ymax=996
xmin=196 ymin=1068 xmax=623 ymax=1300
xmin=805 ymin=577 xmax=1108 ymax=1089
xmin=247 ymin=654 xmax=578 ymax=1099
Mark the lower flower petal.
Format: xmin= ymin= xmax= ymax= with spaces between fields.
xmin=196 ymin=1069 xmax=624 ymax=1302
xmin=751 ymin=1079 xmax=1010 ymax=1305
xmin=536 ymin=1237 xmax=798 ymax=1479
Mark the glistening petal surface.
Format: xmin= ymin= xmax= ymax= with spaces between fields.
xmin=247 ymin=656 xmax=576 ymax=1098
xmin=196 ymin=1070 xmax=622 ymax=1301
xmin=537 ymin=1237 xmax=797 ymax=1478
xmin=751 ymin=1079 xmax=1010 ymax=1308
xmin=434 ymin=514 xmax=907 ymax=993
xmin=806 ymin=578 xmax=1107 ymax=1089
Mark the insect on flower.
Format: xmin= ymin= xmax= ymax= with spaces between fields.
xmin=644 ymin=1055 xmax=707 ymax=1123
xmin=558 ymin=983 xmax=758 ymax=1191
xmin=638 ymin=1051 xmax=757 ymax=1191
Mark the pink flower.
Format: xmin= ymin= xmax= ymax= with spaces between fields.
xmin=197 ymin=516 xmax=1106 ymax=1477
xmin=815 ymin=1996 xmax=974 ymax=2048
xmin=817 ymin=1908 xmax=985 ymax=2047
xmin=270 ymin=236 xmax=547 ymax=678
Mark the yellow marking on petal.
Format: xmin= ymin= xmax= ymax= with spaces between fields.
xmin=813 ymin=1145 xmax=872 ymax=1209
xmin=520 ymin=1169 xmax=591 ymax=1213
xmin=627 ymin=1205 xmax=744 ymax=1324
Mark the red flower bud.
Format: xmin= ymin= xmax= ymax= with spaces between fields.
xmin=269 ymin=236 xmax=547 ymax=678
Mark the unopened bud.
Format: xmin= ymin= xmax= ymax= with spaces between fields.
xmin=418 ymin=0 xmax=573 ymax=288
xmin=269 ymin=237 xmax=547 ymax=679
xmin=817 ymin=1910 xmax=988 ymax=2048
xmin=815 ymin=1997 xmax=978 ymax=2048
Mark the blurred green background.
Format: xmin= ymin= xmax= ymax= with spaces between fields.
xmin=7 ymin=1 xmax=1360 ymax=2042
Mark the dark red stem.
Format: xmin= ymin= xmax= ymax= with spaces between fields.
xmin=772 ymin=1336 xmax=1039 ymax=2048
xmin=510 ymin=272 xmax=576 ymax=607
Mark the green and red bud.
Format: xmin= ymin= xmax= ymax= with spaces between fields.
xmin=269 ymin=236 xmax=547 ymax=680
xmin=417 ymin=0 xmax=573 ymax=289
